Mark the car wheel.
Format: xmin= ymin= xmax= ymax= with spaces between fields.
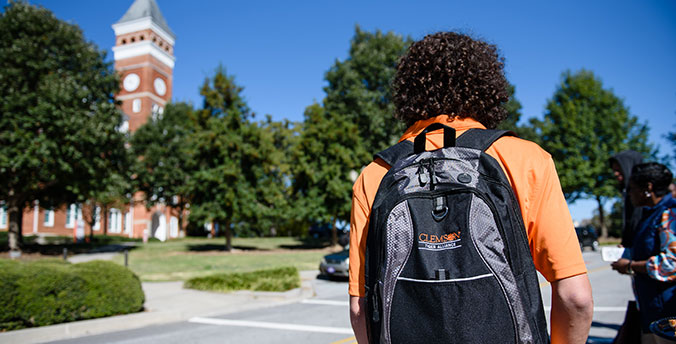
xmin=592 ymin=241 xmax=599 ymax=251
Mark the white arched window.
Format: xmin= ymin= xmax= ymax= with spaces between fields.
xmin=132 ymin=99 xmax=142 ymax=113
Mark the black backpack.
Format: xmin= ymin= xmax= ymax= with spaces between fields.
xmin=364 ymin=124 xmax=549 ymax=344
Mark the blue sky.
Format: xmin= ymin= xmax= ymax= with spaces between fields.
xmin=19 ymin=0 xmax=676 ymax=222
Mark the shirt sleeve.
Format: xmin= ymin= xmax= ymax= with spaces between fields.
xmin=646 ymin=209 xmax=676 ymax=282
xmin=526 ymin=155 xmax=587 ymax=282
xmin=348 ymin=173 xmax=370 ymax=297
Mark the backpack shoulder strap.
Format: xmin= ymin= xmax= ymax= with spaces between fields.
xmin=373 ymin=140 xmax=414 ymax=168
xmin=456 ymin=128 xmax=517 ymax=151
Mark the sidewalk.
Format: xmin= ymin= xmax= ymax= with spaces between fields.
xmin=0 ymin=270 xmax=318 ymax=344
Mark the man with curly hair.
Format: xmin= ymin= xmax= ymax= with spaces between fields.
xmin=349 ymin=32 xmax=594 ymax=343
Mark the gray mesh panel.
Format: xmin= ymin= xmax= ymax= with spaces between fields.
xmin=381 ymin=200 xmax=414 ymax=344
xmin=469 ymin=195 xmax=534 ymax=343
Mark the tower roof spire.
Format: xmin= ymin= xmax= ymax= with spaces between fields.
xmin=117 ymin=0 xmax=174 ymax=38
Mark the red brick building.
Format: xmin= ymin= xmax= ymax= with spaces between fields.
xmin=1 ymin=0 xmax=184 ymax=241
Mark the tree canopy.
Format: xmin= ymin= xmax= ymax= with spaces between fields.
xmin=131 ymin=102 xmax=196 ymax=235
xmin=184 ymin=67 xmax=287 ymax=249
xmin=531 ymin=69 xmax=652 ymax=237
xmin=323 ymin=26 xmax=411 ymax=163
xmin=0 ymin=1 xmax=128 ymax=251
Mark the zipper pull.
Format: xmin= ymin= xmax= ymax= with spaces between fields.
xmin=428 ymin=158 xmax=436 ymax=190
xmin=417 ymin=161 xmax=429 ymax=186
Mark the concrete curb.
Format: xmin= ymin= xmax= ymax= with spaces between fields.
xmin=0 ymin=310 xmax=182 ymax=344
xmin=0 ymin=270 xmax=319 ymax=344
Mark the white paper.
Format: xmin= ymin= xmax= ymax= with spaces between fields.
xmin=601 ymin=247 xmax=626 ymax=262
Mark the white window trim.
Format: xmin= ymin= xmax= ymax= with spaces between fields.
xmin=132 ymin=99 xmax=142 ymax=113
xmin=170 ymin=216 xmax=179 ymax=238
xmin=0 ymin=203 xmax=7 ymax=229
xmin=43 ymin=209 xmax=55 ymax=227
xmin=124 ymin=211 xmax=131 ymax=234
xmin=109 ymin=208 xmax=122 ymax=233
xmin=93 ymin=207 xmax=101 ymax=231
xmin=65 ymin=204 xmax=77 ymax=228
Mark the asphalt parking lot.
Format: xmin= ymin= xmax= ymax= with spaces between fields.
xmin=45 ymin=249 xmax=632 ymax=344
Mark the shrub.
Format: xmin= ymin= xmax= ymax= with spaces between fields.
xmin=0 ymin=260 xmax=144 ymax=331
xmin=184 ymin=266 xmax=300 ymax=293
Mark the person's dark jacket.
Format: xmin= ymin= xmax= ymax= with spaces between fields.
xmin=609 ymin=151 xmax=643 ymax=248
xmin=631 ymin=194 xmax=676 ymax=332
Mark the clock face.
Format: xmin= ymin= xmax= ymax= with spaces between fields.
xmin=123 ymin=73 xmax=140 ymax=92
xmin=154 ymin=78 xmax=167 ymax=96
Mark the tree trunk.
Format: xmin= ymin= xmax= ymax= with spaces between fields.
xmin=178 ymin=205 xmax=185 ymax=238
xmin=102 ymin=205 xmax=109 ymax=236
xmin=330 ymin=217 xmax=338 ymax=247
xmin=83 ymin=202 xmax=95 ymax=242
xmin=7 ymin=201 xmax=23 ymax=253
xmin=224 ymin=220 xmax=233 ymax=252
xmin=596 ymin=195 xmax=608 ymax=239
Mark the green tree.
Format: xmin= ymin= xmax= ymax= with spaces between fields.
xmin=531 ymin=69 xmax=652 ymax=238
xmin=186 ymin=67 xmax=283 ymax=250
xmin=324 ymin=26 xmax=411 ymax=163
xmin=291 ymin=104 xmax=362 ymax=245
xmin=291 ymin=27 xmax=409 ymax=245
xmin=131 ymin=102 xmax=195 ymax=236
xmin=0 ymin=1 xmax=128 ymax=252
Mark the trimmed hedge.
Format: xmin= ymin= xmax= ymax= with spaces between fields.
xmin=184 ymin=266 xmax=300 ymax=293
xmin=0 ymin=259 xmax=144 ymax=331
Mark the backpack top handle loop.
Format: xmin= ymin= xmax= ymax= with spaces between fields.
xmin=413 ymin=123 xmax=456 ymax=154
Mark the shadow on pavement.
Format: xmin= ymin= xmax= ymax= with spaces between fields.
xmin=316 ymin=274 xmax=348 ymax=282
xmin=591 ymin=321 xmax=621 ymax=331
xmin=586 ymin=336 xmax=614 ymax=344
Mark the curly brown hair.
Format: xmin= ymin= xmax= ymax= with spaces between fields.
xmin=392 ymin=32 xmax=509 ymax=128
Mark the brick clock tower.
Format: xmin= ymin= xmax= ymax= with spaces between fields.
xmin=112 ymin=0 xmax=180 ymax=241
xmin=112 ymin=0 xmax=174 ymax=132
xmin=10 ymin=0 xmax=182 ymax=241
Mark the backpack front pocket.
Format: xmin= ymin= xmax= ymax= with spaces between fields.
xmin=388 ymin=274 xmax=515 ymax=344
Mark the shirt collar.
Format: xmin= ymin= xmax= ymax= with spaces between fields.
xmin=399 ymin=115 xmax=486 ymax=142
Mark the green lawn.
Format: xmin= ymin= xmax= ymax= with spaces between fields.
xmin=111 ymin=237 xmax=336 ymax=281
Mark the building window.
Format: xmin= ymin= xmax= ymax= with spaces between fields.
xmin=140 ymin=35 xmax=145 ymax=41
xmin=170 ymin=216 xmax=179 ymax=238
xmin=93 ymin=207 xmax=101 ymax=231
xmin=0 ymin=204 xmax=7 ymax=229
xmin=65 ymin=204 xmax=78 ymax=228
xmin=121 ymin=39 xmax=127 ymax=45
xmin=109 ymin=209 xmax=122 ymax=233
xmin=124 ymin=212 xmax=132 ymax=234
xmin=44 ymin=209 xmax=55 ymax=227
xmin=132 ymin=99 xmax=141 ymax=113
xmin=131 ymin=37 xmax=135 ymax=43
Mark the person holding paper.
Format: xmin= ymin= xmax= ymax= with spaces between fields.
xmin=611 ymin=162 xmax=676 ymax=343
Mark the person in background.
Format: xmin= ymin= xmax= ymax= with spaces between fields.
xmin=610 ymin=151 xmax=644 ymax=248
xmin=611 ymin=162 xmax=676 ymax=344
xmin=669 ymin=182 xmax=676 ymax=198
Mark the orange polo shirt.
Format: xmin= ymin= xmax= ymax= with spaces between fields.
xmin=348 ymin=115 xmax=587 ymax=297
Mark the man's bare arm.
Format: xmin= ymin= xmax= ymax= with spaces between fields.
xmin=350 ymin=296 xmax=368 ymax=343
xmin=550 ymin=273 xmax=594 ymax=344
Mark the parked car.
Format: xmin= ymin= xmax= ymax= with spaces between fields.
xmin=575 ymin=226 xmax=600 ymax=251
xmin=319 ymin=246 xmax=349 ymax=278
